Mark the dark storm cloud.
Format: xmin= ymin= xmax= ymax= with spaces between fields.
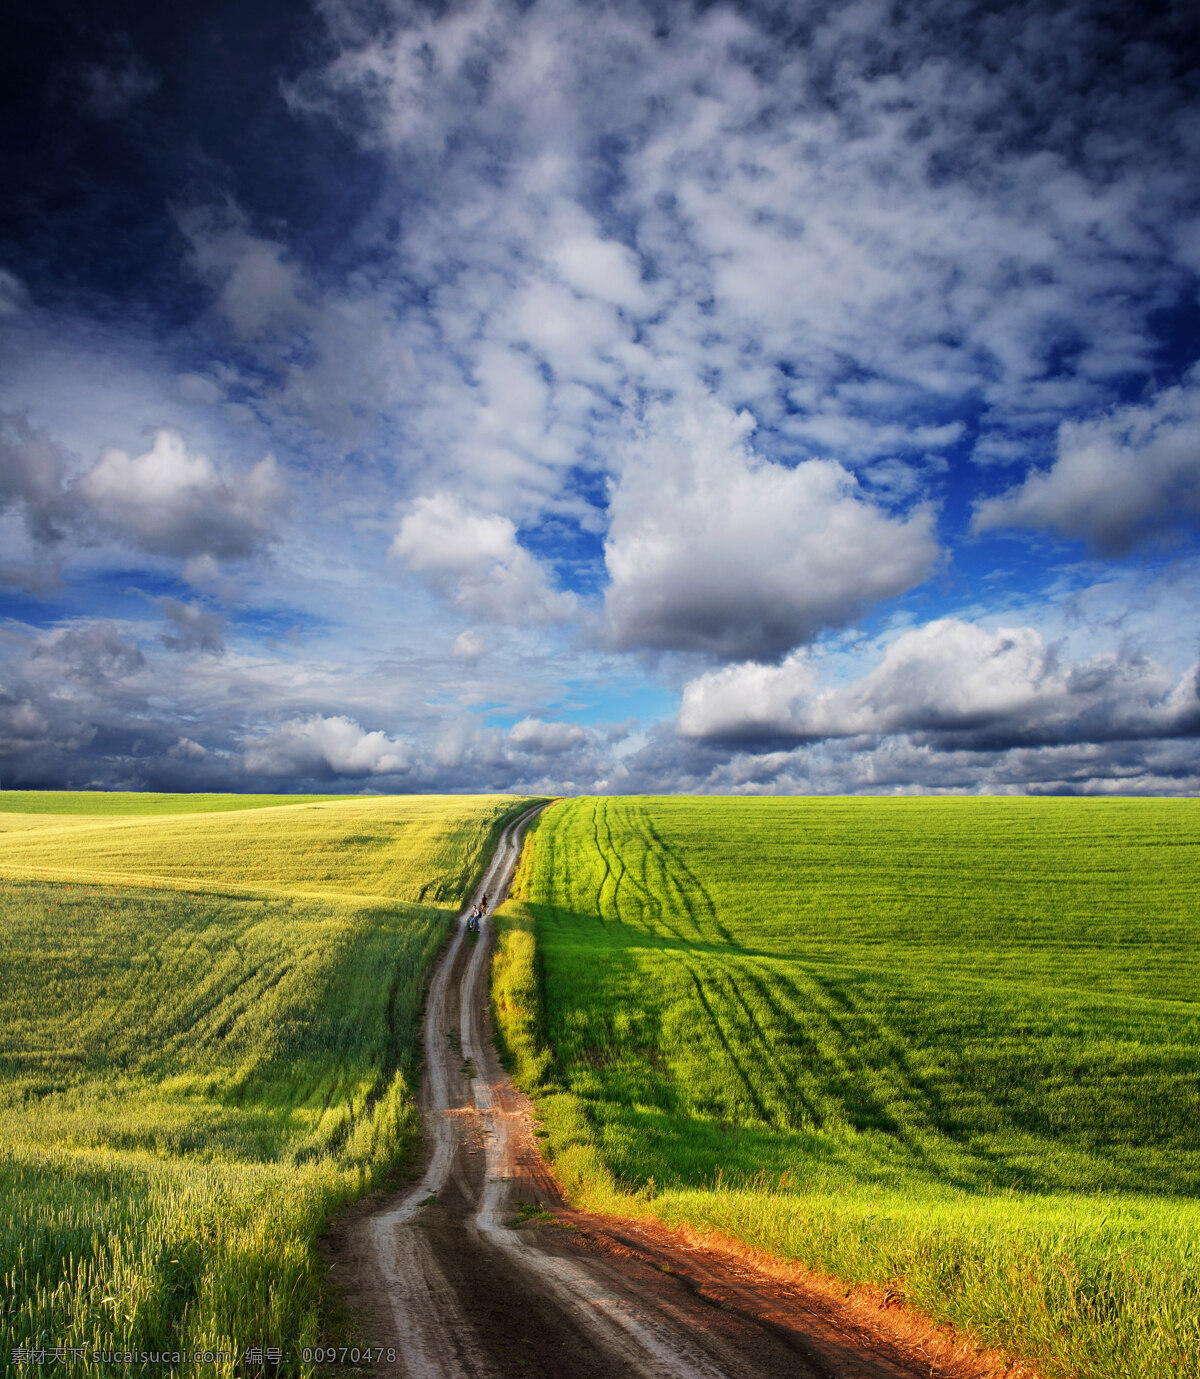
xmin=0 ymin=0 xmax=379 ymax=319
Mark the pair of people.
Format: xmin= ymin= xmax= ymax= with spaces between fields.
xmin=468 ymin=893 xmax=489 ymax=932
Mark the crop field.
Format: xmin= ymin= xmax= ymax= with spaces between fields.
xmin=0 ymin=791 xmax=531 ymax=1376
xmin=495 ymin=796 xmax=1200 ymax=1379
xmin=0 ymin=791 xmax=344 ymax=816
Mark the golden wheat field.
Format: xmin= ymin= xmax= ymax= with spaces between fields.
xmin=0 ymin=791 xmax=533 ymax=1377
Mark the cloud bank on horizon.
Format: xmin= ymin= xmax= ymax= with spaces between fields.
xmin=1 ymin=0 xmax=1199 ymax=797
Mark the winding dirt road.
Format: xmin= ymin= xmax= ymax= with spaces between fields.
xmin=325 ymin=804 xmax=1023 ymax=1379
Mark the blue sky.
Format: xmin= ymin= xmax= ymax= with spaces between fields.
xmin=1 ymin=0 xmax=1199 ymax=795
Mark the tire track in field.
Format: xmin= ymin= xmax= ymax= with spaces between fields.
xmin=709 ymin=957 xmax=810 ymax=1129
xmin=589 ymin=798 xmax=616 ymax=923
xmin=747 ymin=958 xmax=907 ymax=1138
xmin=734 ymin=959 xmax=831 ymax=1129
xmin=681 ymin=960 xmax=774 ymax=1126
xmin=598 ymin=798 xmax=633 ymax=921
xmin=640 ymin=809 xmax=731 ymax=944
xmin=593 ymin=797 xmax=688 ymax=942
xmin=592 ymin=796 xmax=691 ymax=941
xmin=611 ymin=797 xmax=681 ymax=936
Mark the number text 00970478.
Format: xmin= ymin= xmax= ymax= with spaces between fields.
xmin=302 ymin=1347 xmax=398 ymax=1365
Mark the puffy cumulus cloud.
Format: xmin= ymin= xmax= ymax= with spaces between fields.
xmin=552 ymin=231 xmax=650 ymax=315
xmin=973 ymin=371 xmax=1200 ymax=555
xmin=391 ymin=492 xmax=575 ymax=624
xmin=242 ymin=715 xmax=412 ymax=779
xmin=169 ymin=736 xmax=208 ymax=761
xmin=0 ymin=610 xmax=1196 ymax=799
xmin=79 ymin=429 xmax=286 ymax=561
xmin=604 ymin=399 xmax=937 ymax=660
xmin=452 ymin=629 xmax=485 ymax=660
xmin=0 ymin=411 xmax=286 ymax=587
xmin=507 ymin=717 xmax=587 ymax=754
xmin=679 ymin=618 xmax=1200 ymax=751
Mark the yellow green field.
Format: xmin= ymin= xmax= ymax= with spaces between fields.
xmin=494 ymin=796 xmax=1200 ymax=1379
xmin=0 ymin=791 xmax=533 ymax=1376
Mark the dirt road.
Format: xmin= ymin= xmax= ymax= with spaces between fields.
xmin=327 ymin=804 xmax=1017 ymax=1379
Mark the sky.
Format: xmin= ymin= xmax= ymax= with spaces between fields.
xmin=1 ymin=0 xmax=1199 ymax=797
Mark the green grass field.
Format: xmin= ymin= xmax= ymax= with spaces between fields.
xmin=0 ymin=791 xmax=533 ymax=1376
xmin=494 ymin=796 xmax=1200 ymax=1379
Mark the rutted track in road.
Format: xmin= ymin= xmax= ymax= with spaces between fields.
xmin=326 ymin=804 xmax=1025 ymax=1379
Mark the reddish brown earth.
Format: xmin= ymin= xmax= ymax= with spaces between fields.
xmin=324 ymin=805 xmax=1042 ymax=1379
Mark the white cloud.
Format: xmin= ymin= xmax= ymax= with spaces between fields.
xmin=169 ymin=736 xmax=208 ymax=760
xmin=242 ymin=715 xmax=411 ymax=778
xmin=391 ymin=491 xmax=575 ymax=623
xmin=452 ymin=629 xmax=485 ymax=660
xmin=604 ymin=397 xmax=938 ymax=659
xmin=679 ymin=617 xmax=1200 ymax=749
xmin=79 ymin=429 xmax=287 ymax=560
xmin=552 ymin=231 xmax=650 ymax=314
xmin=507 ymin=717 xmax=587 ymax=754
xmin=973 ymin=370 xmax=1200 ymax=554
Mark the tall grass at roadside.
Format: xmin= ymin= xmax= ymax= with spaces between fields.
xmin=495 ymin=796 xmax=1200 ymax=1379
xmin=2 ymin=792 xmax=533 ymax=1376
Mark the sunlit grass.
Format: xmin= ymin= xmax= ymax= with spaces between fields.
xmin=0 ymin=794 xmax=509 ymax=904
xmin=495 ymin=796 xmax=1200 ymax=1379
xmin=1 ymin=792 xmax=534 ymax=1376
